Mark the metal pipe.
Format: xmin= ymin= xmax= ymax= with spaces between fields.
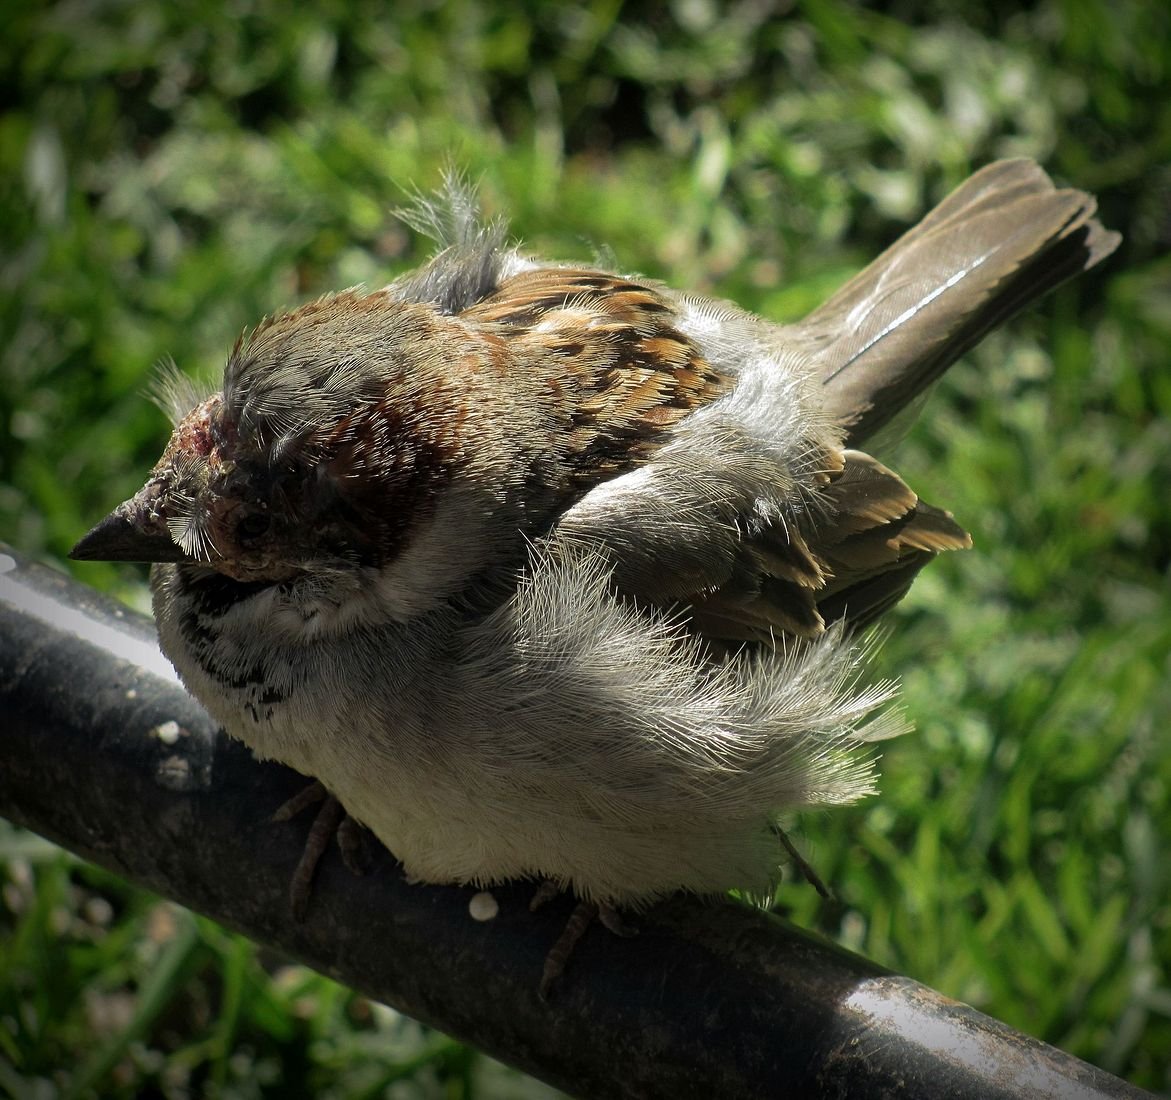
xmin=0 ymin=544 xmax=1151 ymax=1099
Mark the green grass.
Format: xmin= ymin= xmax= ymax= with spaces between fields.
xmin=2 ymin=0 xmax=1169 ymax=1095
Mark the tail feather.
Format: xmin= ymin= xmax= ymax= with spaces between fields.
xmin=798 ymin=159 xmax=1120 ymax=447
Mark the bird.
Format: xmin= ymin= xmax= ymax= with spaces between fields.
xmin=72 ymin=159 xmax=1118 ymax=990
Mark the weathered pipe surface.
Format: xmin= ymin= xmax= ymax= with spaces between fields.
xmin=0 ymin=544 xmax=1152 ymax=1099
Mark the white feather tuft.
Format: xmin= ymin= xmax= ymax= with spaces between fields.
xmin=147 ymin=358 xmax=215 ymax=427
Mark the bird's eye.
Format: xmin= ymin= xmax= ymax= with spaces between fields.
xmin=236 ymin=512 xmax=271 ymax=540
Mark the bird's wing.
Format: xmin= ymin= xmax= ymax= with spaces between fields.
xmin=553 ymin=431 xmax=970 ymax=644
xmin=463 ymin=265 xmax=970 ymax=643
xmin=461 ymin=266 xmax=733 ymax=484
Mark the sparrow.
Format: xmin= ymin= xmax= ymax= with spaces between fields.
xmin=72 ymin=160 xmax=1118 ymax=988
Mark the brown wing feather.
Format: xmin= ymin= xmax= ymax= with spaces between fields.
xmin=673 ymin=450 xmax=971 ymax=645
xmin=464 ymin=268 xmax=732 ymax=485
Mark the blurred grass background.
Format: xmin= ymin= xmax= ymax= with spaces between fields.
xmin=2 ymin=0 xmax=1169 ymax=1095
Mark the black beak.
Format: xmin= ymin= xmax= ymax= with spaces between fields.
xmin=70 ymin=510 xmax=192 ymax=564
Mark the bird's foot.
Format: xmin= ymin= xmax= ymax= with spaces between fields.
xmin=272 ymin=780 xmax=370 ymax=918
xmin=531 ymin=882 xmax=637 ymax=997
xmin=771 ymin=824 xmax=832 ymax=900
